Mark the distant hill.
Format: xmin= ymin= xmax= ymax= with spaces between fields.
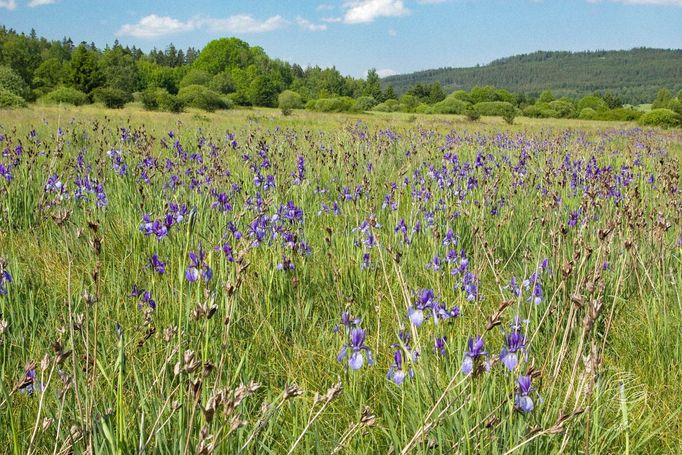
xmin=382 ymin=48 xmax=682 ymax=105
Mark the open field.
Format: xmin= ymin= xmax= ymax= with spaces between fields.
xmin=0 ymin=105 xmax=681 ymax=454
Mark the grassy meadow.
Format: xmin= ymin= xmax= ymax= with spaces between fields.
xmin=0 ymin=104 xmax=681 ymax=454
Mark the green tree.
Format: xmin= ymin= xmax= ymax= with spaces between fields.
xmin=538 ymin=90 xmax=554 ymax=103
xmin=66 ymin=43 xmax=104 ymax=94
xmin=32 ymin=58 xmax=65 ymax=94
xmin=193 ymin=38 xmax=254 ymax=75
xmin=0 ymin=65 xmax=30 ymax=99
xmin=278 ymin=89 xmax=303 ymax=115
xmin=363 ymin=68 xmax=382 ymax=100
xmin=652 ymin=88 xmax=672 ymax=109
xmin=101 ymin=44 xmax=140 ymax=93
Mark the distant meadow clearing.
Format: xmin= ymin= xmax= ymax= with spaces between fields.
xmin=0 ymin=105 xmax=681 ymax=454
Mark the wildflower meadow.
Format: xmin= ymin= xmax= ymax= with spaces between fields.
xmin=0 ymin=106 xmax=681 ymax=453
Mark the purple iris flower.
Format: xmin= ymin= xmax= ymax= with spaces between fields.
xmin=147 ymin=254 xmax=166 ymax=274
xmin=337 ymin=328 xmax=374 ymax=371
xmin=130 ymin=285 xmax=156 ymax=310
xmin=500 ymin=330 xmax=527 ymax=371
xmin=461 ymin=336 xmax=488 ymax=376
xmin=0 ymin=163 xmax=12 ymax=182
xmin=434 ymin=336 xmax=447 ymax=356
xmin=185 ymin=245 xmax=212 ymax=283
xmin=0 ymin=270 xmax=12 ymax=296
xmin=334 ymin=311 xmax=361 ymax=333
xmin=515 ymin=375 xmax=535 ymax=413
xmin=212 ymin=192 xmax=232 ymax=212
xmin=215 ymin=242 xmax=234 ymax=262
xmin=387 ymin=349 xmax=409 ymax=385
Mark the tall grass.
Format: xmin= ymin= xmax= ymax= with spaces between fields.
xmin=0 ymin=105 xmax=680 ymax=453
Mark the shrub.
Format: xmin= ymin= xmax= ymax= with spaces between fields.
xmin=353 ymin=96 xmax=377 ymax=112
xmin=450 ymin=90 xmax=473 ymax=104
xmin=311 ymin=97 xmax=354 ymax=113
xmin=548 ymin=99 xmax=576 ymax=118
xmin=578 ymin=108 xmax=598 ymax=120
xmin=91 ymin=87 xmax=132 ymax=109
xmin=0 ymin=88 xmax=27 ymax=108
xmin=371 ymin=99 xmax=400 ymax=113
xmin=415 ymin=103 xmax=430 ymax=114
xmin=637 ymin=109 xmax=681 ymax=128
xmin=431 ymin=97 xmax=470 ymax=115
xmin=179 ymin=69 xmax=212 ymax=89
xmin=41 ymin=87 xmax=90 ymax=106
xmin=577 ymin=96 xmax=608 ymax=113
xmin=474 ymin=101 xmax=517 ymax=118
xmin=523 ymin=104 xmax=559 ymax=118
xmin=600 ymin=108 xmax=642 ymax=121
xmin=157 ymin=92 xmax=184 ymax=113
xmin=668 ymin=99 xmax=682 ymax=117
xmin=464 ymin=106 xmax=480 ymax=121
xmin=278 ymin=90 xmax=303 ymax=115
xmin=177 ymin=85 xmax=227 ymax=112
xmin=0 ymin=66 xmax=30 ymax=100
xmin=140 ymin=88 xmax=161 ymax=110
xmin=398 ymin=94 xmax=419 ymax=113
xmin=208 ymin=72 xmax=235 ymax=94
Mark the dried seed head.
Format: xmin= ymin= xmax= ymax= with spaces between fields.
xmin=283 ymin=384 xmax=303 ymax=400
xmin=360 ymin=406 xmax=376 ymax=427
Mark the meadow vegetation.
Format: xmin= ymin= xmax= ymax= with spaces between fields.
xmin=0 ymin=104 xmax=681 ymax=453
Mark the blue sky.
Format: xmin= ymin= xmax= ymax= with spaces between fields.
xmin=1 ymin=0 xmax=681 ymax=77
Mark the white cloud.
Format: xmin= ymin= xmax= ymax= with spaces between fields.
xmin=28 ymin=0 xmax=56 ymax=6
xmin=342 ymin=0 xmax=410 ymax=24
xmin=377 ymin=68 xmax=398 ymax=77
xmin=296 ymin=17 xmax=328 ymax=31
xmin=588 ymin=0 xmax=682 ymax=4
xmin=200 ymin=15 xmax=288 ymax=34
xmin=117 ymin=15 xmax=194 ymax=38
xmin=117 ymin=14 xmax=288 ymax=38
xmin=0 ymin=0 xmax=17 ymax=10
xmin=388 ymin=28 xmax=397 ymax=36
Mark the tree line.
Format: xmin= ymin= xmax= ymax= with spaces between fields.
xmin=0 ymin=26 xmax=680 ymax=127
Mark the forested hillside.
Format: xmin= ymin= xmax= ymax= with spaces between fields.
xmin=382 ymin=49 xmax=682 ymax=105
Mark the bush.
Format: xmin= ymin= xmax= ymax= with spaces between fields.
xmin=157 ymin=92 xmax=184 ymax=113
xmin=41 ymin=87 xmax=90 ymax=106
xmin=548 ymin=99 xmax=576 ymax=118
xmin=599 ymin=108 xmax=642 ymax=121
xmin=398 ymin=94 xmax=420 ymax=113
xmin=278 ymin=90 xmax=303 ymax=115
xmin=577 ymin=96 xmax=608 ymax=113
xmin=0 ymin=66 xmax=30 ymax=100
xmin=91 ymin=87 xmax=132 ymax=109
xmin=0 ymin=88 xmax=27 ymax=108
xmin=637 ymin=109 xmax=681 ymax=128
xmin=450 ymin=90 xmax=473 ymax=104
xmin=474 ymin=101 xmax=517 ymax=118
xmin=140 ymin=88 xmax=161 ymax=110
xmin=208 ymin=72 xmax=235 ymax=94
xmin=578 ymin=108 xmax=598 ymax=120
xmin=523 ymin=104 xmax=559 ymax=118
xmin=310 ymin=97 xmax=354 ymax=113
xmin=352 ymin=96 xmax=377 ymax=112
xmin=415 ymin=103 xmax=430 ymax=114
xmin=431 ymin=96 xmax=470 ymax=115
xmin=668 ymin=99 xmax=682 ymax=117
xmin=371 ymin=99 xmax=400 ymax=113
xmin=179 ymin=69 xmax=212 ymax=89
xmin=464 ymin=106 xmax=480 ymax=121
xmin=177 ymin=85 xmax=227 ymax=112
